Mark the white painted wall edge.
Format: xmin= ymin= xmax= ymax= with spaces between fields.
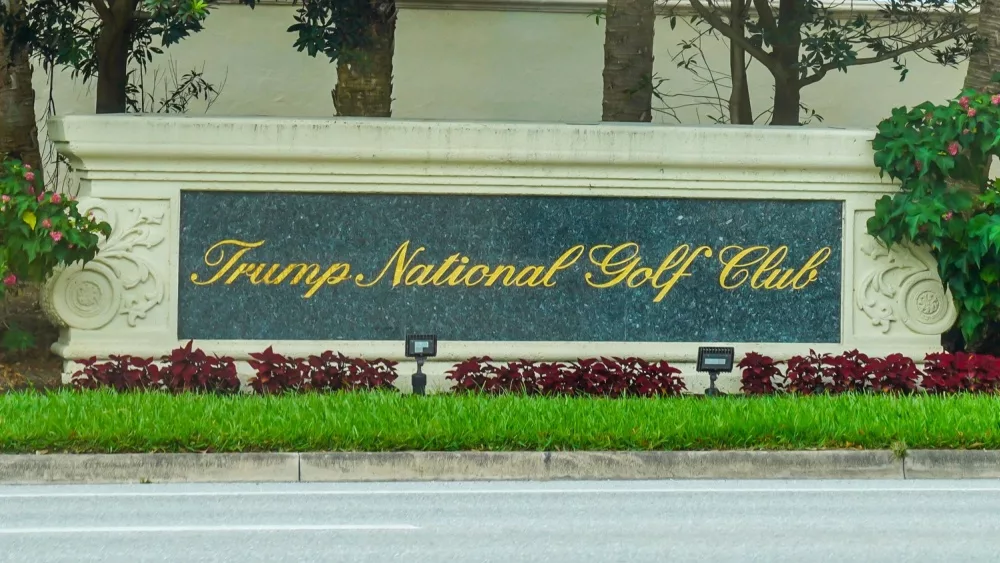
xmin=213 ymin=0 xmax=975 ymax=17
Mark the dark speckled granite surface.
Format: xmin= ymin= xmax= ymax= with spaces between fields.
xmin=178 ymin=192 xmax=842 ymax=343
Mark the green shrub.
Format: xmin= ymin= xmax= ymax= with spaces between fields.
xmin=870 ymin=87 xmax=1000 ymax=347
xmin=0 ymin=158 xmax=111 ymax=349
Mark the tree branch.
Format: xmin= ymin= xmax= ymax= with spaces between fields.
xmin=752 ymin=0 xmax=778 ymax=35
xmin=687 ymin=0 xmax=787 ymax=81
xmin=91 ymin=0 xmax=113 ymax=21
xmin=800 ymin=29 xmax=970 ymax=87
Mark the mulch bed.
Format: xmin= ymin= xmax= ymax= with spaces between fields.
xmin=0 ymin=284 xmax=64 ymax=392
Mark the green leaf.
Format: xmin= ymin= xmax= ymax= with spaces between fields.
xmin=960 ymin=309 xmax=984 ymax=342
xmin=0 ymin=326 xmax=34 ymax=353
xmin=981 ymin=264 xmax=1000 ymax=284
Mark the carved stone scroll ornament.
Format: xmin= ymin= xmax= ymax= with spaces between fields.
xmin=41 ymin=200 xmax=167 ymax=330
xmin=856 ymin=238 xmax=957 ymax=335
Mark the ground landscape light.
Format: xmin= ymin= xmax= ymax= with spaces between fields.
xmin=696 ymin=346 xmax=735 ymax=397
xmin=405 ymin=334 xmax=438 ymax=396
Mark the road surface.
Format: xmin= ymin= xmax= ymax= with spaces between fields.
xmin=2 ymin=479 xmax=999 ymax=562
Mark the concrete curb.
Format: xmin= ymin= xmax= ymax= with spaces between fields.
xmin=1 ymin=450 xmax=998 ymax=485
xmin=904 ymin=450 xmax=1000 ymax=479
xmin=0 ymin=453 xmax=299 ymax=484
xmin=299 ymin=451 xmax=903 ymax=482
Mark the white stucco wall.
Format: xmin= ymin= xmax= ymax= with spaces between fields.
xmin=31 ymin=2 xmax=966 ymax=128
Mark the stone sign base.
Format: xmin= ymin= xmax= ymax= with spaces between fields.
xmin=43 ymin=116 xmax=955 ymax=391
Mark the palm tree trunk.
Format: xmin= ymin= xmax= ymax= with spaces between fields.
xmin=0 ymin=0 xmax=42 ymax=176
xmin=332 ymin=6 xmax=395 ymax=117
xmin=965 ymin=0 xmax=1000 ymax=93
xmin=602 ymin=0 xmax=655 ymax=122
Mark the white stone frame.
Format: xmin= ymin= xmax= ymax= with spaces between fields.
xmin=43 ymin=116 xmax=956 ymax=391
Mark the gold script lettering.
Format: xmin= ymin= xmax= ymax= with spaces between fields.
xmin=190 ymin=239 xmax=266 ymax=285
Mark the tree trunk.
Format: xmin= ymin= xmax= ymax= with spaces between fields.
xmin=769 ymin=0 xmax=802 ymax=125
xmin=602 ymin=0 xmax=655 ymax=122
xmin=0 ymin=0 xmax=42 ymax=176
xmin=728 ymin=0 xmax=753 ymax=124
xmin=771 ymin=79 xmax=801 ymax=125
xmin=95 ymin=0 xmax=135 ymax=114
xmin=332 ymin=10 xmax=395 ymax=117
xmin=965 ymin=0 xmax=1000 ymax=93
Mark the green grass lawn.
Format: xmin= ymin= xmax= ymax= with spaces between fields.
xmin=1 ymin=390 xmax=999 ymax=453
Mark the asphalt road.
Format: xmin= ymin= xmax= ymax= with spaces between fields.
xmin=2 ymin=480 xmax=1000 ymax=562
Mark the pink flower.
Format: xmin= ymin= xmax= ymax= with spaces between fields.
xmin=51 ymin=193 xmax=62 ymax=204
xmin=36 ymin=193 xmax=44 ymax=202
xmin=23 ymin=164 xmax=31 ymax=171
xmin=24 ymin=171 xmax=35 ymax=182
xmin=948 ymin=141 xmax=961 ymax=156
xmin=993 ymin=94 xmax=1000 ymax=106
xmin=1 ymin=195 xmax=9 ymax=203
xmin=3 ymin=273 xmax=16 ymax=287
xmin=943 ymin=211 xmax=954 ymax=221
xmin=41 ymin=218 xmax=52 ymax=229
xmin=969 ymin=108 xmax=977 ymax=118
xmin=28 ymin=187 xmax=34 ymax=195
xmin=49 ymin=231 xmax=62 ymax=242
xmin=959 ymin=96 xmax=970 ymax=109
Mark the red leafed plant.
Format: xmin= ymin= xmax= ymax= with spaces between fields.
xmin=305 ymin=351 xmax=348 ymax=392
xmin=533 ymin=361 xmax=579 ymax=396
xmin=737 ymin=352 xmax=784 ymax=395
xmin=784 ymin=350 xmax=827 ymax=394
xmin=614 ymin=357 xmax=685 ymax=397
xmin=71 ymin=355 xmax=162 ymax=392
xmin=446 ymin=357 xmax=499 ymax=393
xmin=826 ymin=350 xmax=873 ymax=393
xmin=865 ymin=353 xmax=920 ymax=393
xmin=160 ymin=341 xmax=239 ymax=394
xmin=569 ymin=358 xmax=617 ymax=396
xmin=341 ymin=357 xmax=398 ymax=391
xmin=923 ymin=352 xmax=1000 ymax=393
xmin=490 ymin=360 xmax=543 ymax=395
xmin=445 ymin=357 xmax=684 ymax=397
xmin=247 ymin=346 xmax=308 ymax=395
